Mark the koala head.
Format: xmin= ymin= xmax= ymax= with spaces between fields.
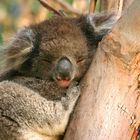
xmin=1 ymin=13 xmax=116 ymax=88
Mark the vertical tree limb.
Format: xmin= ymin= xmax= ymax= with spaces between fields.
xmin=64 ymin=0 xmax=140 ymax=139
xmin=100 ymin=0 xmax=134 ymax=17
xmin=100 ymin=0 xmax=122 ymax=12
xmin=89 ymin=0 xmax=97 ymax=14
xmin=122 ymin=0 xmax=134 ymax=11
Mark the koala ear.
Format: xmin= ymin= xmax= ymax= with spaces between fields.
xmin=7 ymin=27 xmax=38 ymax=66
xmin=79 ymin=12 xmax=117 ymax=46
xmin=0 ymin=27 xmax=40 ymax=77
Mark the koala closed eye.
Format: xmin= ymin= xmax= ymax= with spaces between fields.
xmin=41 ymin=58 xmax=52 ymax=63
xmin=76 ymin=57 xmax=87 ymax=64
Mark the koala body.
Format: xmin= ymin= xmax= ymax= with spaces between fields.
xmin=0 ymin=13 xmax=116 ymax=140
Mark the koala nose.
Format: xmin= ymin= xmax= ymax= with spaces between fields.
xmin=55 ymin=57 xmax=72 ymax=81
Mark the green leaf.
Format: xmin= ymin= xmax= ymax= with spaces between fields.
xmin=30 ymin=0 xmax=40 ymax=14
xmin=0 ymin=34 xmax=3 ymax=46
xmin=48 ymin=12 xmax=54 ymax=18
xmin=64 ymin=0 xmax=74 ymax=5
xmin=0 ymin=25 xmax=3 ymax=45
xmin=95 ymin=0 xmax=100 ymax=12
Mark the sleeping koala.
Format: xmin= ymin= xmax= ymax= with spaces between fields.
xmin=0 ymin=13 xmax=116 ymax=140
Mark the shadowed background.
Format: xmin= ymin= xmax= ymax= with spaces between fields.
xmin=0 ymin=0 xmax=101 ymax=45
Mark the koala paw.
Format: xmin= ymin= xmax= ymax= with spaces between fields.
xmin=66 ymin=82 xmax=80 ymax=100
xmin=61 ymin=82 xmax=80 ymax=110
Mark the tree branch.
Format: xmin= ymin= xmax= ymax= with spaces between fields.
xmin=89 ymin=0 xmax=97 ymax=14
xmin=39 ymin=0 xmax=63 ymax=16
xmin=64 ymin=0 xmax=140 ymax=139
xmin=53 ymin=0 xmax=82 ymax=16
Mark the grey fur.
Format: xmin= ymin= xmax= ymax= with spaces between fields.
xmin=0 ymin=80 xmax=80 ymax=140
xmin=0 ymin=13 xmax=117 ymax=140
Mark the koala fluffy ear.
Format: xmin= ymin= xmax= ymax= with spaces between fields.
xmin=0 ymin=27 xmax=40 ymax=77
xmin=80 ymin=12 xmax=117 ymax=46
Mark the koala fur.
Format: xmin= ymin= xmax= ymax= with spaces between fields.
xmin=0 ymin=13 xmax=116 ymax=140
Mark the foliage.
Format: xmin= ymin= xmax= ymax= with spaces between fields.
xmin=0 ymin=34 xmax=3 ymax=45
xmin=95 ymin=0 xmax=100 ymax=12
xmin=0 ymin=26 xmax=3 ymax=45
xmin=0 ymin=0 xmax=99 ymax=38
xmin=64 ymin=0 xmax=74 ymax=4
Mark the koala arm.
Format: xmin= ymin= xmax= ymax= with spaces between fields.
xmin=0 ymin=81 xmax=80 ymax=140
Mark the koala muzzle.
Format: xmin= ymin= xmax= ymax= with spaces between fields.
xmin=53 ymin=57 xmax=74 ymax=88
xmin=55 ymin=57 xmax=72 ymax=81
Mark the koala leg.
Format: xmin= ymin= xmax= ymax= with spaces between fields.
xmin=0 ymin=81 xmax=80 ymax=140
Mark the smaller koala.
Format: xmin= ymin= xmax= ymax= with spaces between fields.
xmin=0 ymin=13 xmax=116 ymax=140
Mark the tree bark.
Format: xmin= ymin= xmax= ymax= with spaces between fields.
xmin=122 ymin=0 xmax=134 ymax=11
xmin=64 ymin=0 xmax=140 ymax=140
xmin=100 ymin=0 xmax=121 ymax=12
xmin=100 ymin=0 xmax=134 ymax=18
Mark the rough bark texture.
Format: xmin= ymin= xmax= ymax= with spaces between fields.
xmin=64 ymin=0 xmax=140 ymax=140
xmin=100 ymin=0 xmax=121 ymax=12
xmin=100 ymin=0 xmax=134 ymax=17
xmin=122 ymin=0 xmax=134 ymax=11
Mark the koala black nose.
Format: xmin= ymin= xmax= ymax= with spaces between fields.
xmin=55 ymin=57 xmax=72 ymax=81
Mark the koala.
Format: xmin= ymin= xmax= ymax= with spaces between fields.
xmin=0 ymin=13 xmax=116 ymax=140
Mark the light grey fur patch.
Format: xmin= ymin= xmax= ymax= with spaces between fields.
xmin=87 ymin=12 xmax=117 ymax=33
xmin=0 ymin=27 xmax=36 ymax=76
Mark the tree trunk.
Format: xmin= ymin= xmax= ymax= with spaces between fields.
xmin=122 ymin=0 xmax=134 ymax=11
xmin=100 ymin=0 xmax=134 ymax=18
xmin=100 ymin=0 xmax=121 ymax=12
xmin=64 ymin=0 xmax=140 ymax=140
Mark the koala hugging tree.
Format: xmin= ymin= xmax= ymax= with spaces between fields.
xmin=0 ymin=0 xmax=140 ymax=140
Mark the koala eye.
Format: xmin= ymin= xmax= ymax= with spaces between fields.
xmin=41 ymin=58 xmax=52 ymax=63
xmin=76 ymin=57 xmax=86 ymax=64
xmin=41 ymin=53 xmax=55 ymax=64
xmin=40 ymin=50 xmax=55 ymax=63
